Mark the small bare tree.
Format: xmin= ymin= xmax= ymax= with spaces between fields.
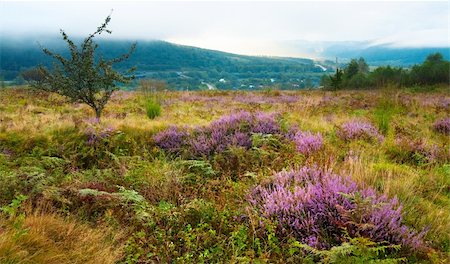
xmin=32 ymin=14 xmax=136 ymax=121
xmin=139 ymin=79 xmax=167 ymax=97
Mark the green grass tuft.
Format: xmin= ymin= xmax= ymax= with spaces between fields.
xmin=145 ymin=98 xmax=161 ymax=119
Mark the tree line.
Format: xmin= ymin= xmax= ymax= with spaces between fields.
xmin=321 ymin=53 xmax=450 ymax=90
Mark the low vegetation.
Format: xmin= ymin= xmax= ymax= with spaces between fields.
xmin=321 ymin=54 xmax=449 ymax=90
xmin=0 ymin=86 xmax=448 ymax=262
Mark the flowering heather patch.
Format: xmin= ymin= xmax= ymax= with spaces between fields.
xmin=179 ymin=93 xmax=225 ymax=104
xmin=436 ymin=98 xmax=450 ymax=111
xmin=1 ymin=148 xmax=14 ymax=157
xmin=291 ymin=131 xmax=323 ymax=155
xmin=249 ymin=166 xmax=425 ymax=251
xmin=433 ymin=118 xmax=450 ymax=135
xmin=155 ymin=111 xmax=326 ymax=158
xmin=233 ymin=94 xmax=299 ymax=104
xmin=154 ymin=111 xmax=284 ymax=157
xmin=110 ymin=90 xmax=134 ymax=101
xmin=419 ymin=95 xmax=450 ymax=110
xmin=337 ymin=120 xmax=384 ymax=142
xmin=252 ymin=112 xmax=281 ymax=134
xmin=172 ymin=92 xmax=300 ymax=105
xmin=153 ymin=126 xmax=189 ymax=153
xmin=85 ymin=127 xmax=115 ymax=145
xmin=391 ymin=137 xmax=441 ymax=165
xmin=319 ymin=95 xmax=340 ymax=107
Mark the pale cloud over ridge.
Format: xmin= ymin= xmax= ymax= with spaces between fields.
xmin=1 ymin=1 xmax=448 ymax=56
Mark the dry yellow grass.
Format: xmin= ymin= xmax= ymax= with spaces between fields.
xmin=0 ymin=212 xmax=123 ymax=264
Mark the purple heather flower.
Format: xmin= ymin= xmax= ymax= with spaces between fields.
xmin=394 ymin=137 xmax=440 ymax=163
xmin=337 ymin=120 xmax=384 ymax=142
xmin=85 ymin=126 xmax=115 ymax=145
xmin=292 ymin=131 xmax=323 ymax=155
xmin=252 ymin=112 xmax=281 ymax=134
xmin=230 ymin=132 xmax=252 ymax=148
xmin=1 ymin=148 xmax=13 ymax=157
xmin=433 ymin=118 xmax=450 ymax=135
xmin=188 ymin=133 xmax=214 ymax=157
xmin=154 ymin=126 xmax=188 ymax=153
xmin=154 ymin=111 xmax=284 ymax=157
xmin=249 ymin=166 xmax=425 ymax=251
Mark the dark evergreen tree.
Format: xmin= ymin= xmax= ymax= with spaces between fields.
xmin=330 ymin=68 xmax=343 ymax=91
xmin=410 ymin=53 xmax=449 ymax=85
xmin=344 ymin=59 xmax=359 ymax=80
xmin=357 ymin=57 xmax=369 ymax=74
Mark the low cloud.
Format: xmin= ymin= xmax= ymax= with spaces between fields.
xmin=1 ymin=1 xmax=448 ymax=56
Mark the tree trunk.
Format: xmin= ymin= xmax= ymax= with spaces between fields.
xmin=94 ymin=108 xmax=102 ymax=123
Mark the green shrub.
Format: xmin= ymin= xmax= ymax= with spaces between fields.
xmin=145 ymin=98 xmax=161 ymax=119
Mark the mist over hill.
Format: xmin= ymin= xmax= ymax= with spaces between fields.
xmin=282 ymin=40 xmax=450 ymax=66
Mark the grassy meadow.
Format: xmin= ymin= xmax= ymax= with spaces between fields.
xmin=0 ymin=86 xmax=449 ymax=263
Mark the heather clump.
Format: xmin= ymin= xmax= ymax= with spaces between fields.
xmin=234 ymin=94 xmax=299 ymax=104
xmin=84 ymin=126 xmax=115 ymax=146
xmin=337 ymin=120 xmax=384 ymax=142
xmin=249 ymin=166 xmax=425 ymax=252
xmin=154 ymin=111 xmax=283 ymax=158
xmin=433 ymin=118 xmax=450 ymax=135
xmin=155 ymin=111 xmax=325 ymax=158
xmin=153 ymin=126 xmax=189 ymax=154
xmin=252 ymin=112 xmax=281 ymax=134
xmin=388 ymin=137 xmax=442 ymax=165
xmin=291 ymin=131 xmax=323 ymax=155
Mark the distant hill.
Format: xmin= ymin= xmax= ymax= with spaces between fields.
xmin=322 ymin=44 xmax=450 ymax=66
xmin=0 ymin=37 xmax=330 ymax=90
xmin=282 ymin=40 xmax=450 ymax=66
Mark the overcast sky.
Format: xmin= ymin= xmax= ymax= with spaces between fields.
xmin=1 ymin=0 xmax=449 ymax=57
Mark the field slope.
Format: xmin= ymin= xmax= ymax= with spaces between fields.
xmin=0 ymin=87 xmax=449 ymax=263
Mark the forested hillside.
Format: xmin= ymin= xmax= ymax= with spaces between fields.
xmin=1 ymin=38 xmax=330 ymax=89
